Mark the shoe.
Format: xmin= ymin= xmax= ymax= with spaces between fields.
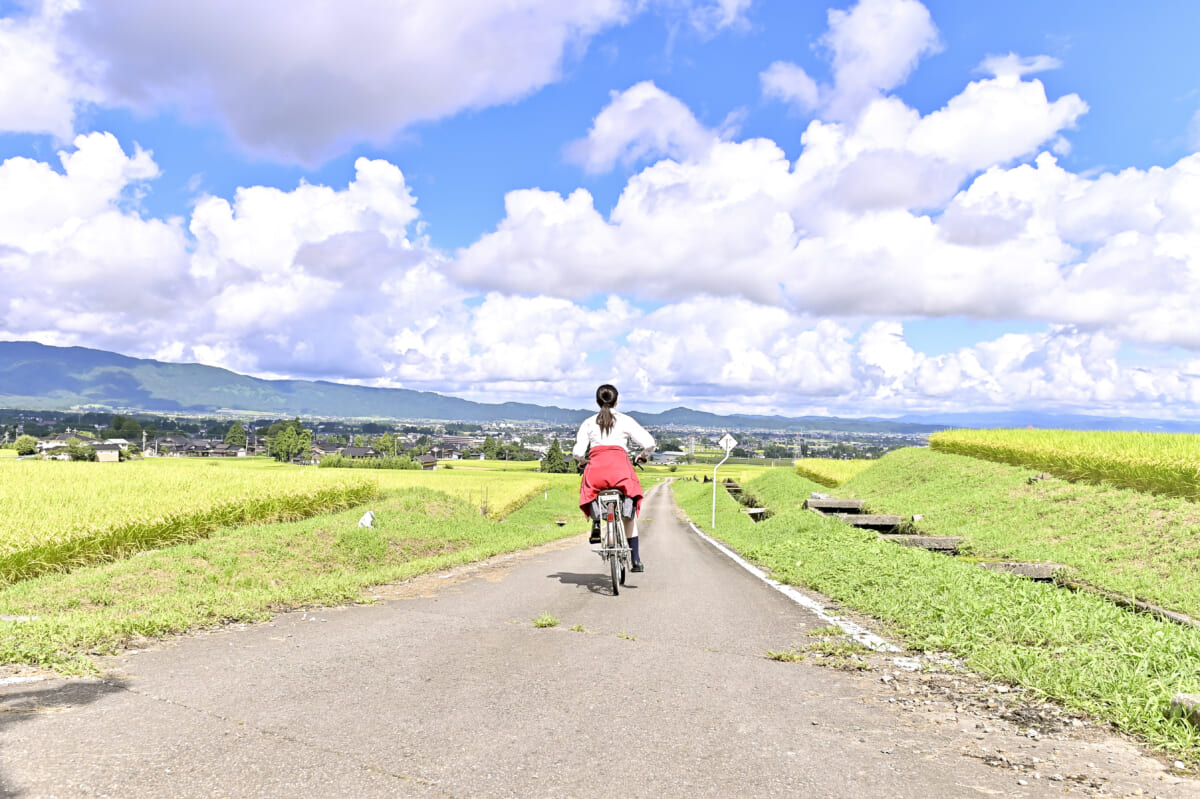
xmin=630 ymin=561 xmax=644 ymax=573
xmin=589 ymin=520 xmax=601 ymax=544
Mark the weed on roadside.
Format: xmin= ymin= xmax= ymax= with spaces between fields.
xmin=532 ymin=613 xmax=559 ymax=628
xmin=805 ymin=638 xmax=874 ymax=670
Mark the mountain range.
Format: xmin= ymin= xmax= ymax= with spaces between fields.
xmin=3 ymin=340 xmax=1199 ymax=433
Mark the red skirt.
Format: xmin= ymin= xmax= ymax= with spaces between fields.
xmin=579 ymin=445 xmax=644 ymax=518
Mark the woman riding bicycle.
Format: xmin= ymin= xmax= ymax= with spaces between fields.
xmin=573 ymin=384 xmax=655 ymax=572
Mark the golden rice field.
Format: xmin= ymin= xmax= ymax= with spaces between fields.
xmin=372 ymin=467 xmax=549 ymax=518
xmin=0 ymin=457 xmax=549 ymax=585
xmin=794 ymin=457 xmax=878 ymax=487
xmin=930 ymin=428 xmax=1200 ymax=499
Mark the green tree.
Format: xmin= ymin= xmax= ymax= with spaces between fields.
xmin=503 ymin=443 xmax=536 ymax=461
xmin=14 ymin=434 xmax=38 ymax=456
xmin=542 ymin=438 xmax=568 ymax=473
xmin=270 ymin=421 xmax=314 ymax=462
xmin=224 ymin=421 xmax=247 ymax=448
xmin=659 ymin=436 xmax=686 ymax=452
xmin=66 ymin=437 xmax=96 ymax=462
xmin=374 ymin=432 xmax=401 ymax=457
xmin=103 ymin=414 xmax=142 ymax=441
xmin=482 ymin=436 xmax=500 ymax=460
xmin=271 ymin=427 xmax=299 ymax=462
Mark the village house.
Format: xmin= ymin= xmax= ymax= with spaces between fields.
xmin=93 ymin=443 xmax=122 ymax=462
xmin=339 ymin=446 xmax=379 ymax=459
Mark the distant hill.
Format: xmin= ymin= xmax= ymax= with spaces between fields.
xmin=0 ymin=341 xmax=588 ymax=423
xmin=627 ymin=407 xmax=942 ymax=433
xmin=886 ymin=411 xmax=1200 ymax=434
xmin=3 ymin=340 xmax=1195 ymax=433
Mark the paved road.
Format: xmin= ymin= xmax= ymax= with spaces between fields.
xmin=1 ymin=482 xmax=1197 ymax=798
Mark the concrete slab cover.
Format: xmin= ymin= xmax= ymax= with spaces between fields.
xmin=805 ymin=498 xmax=866 ymax=513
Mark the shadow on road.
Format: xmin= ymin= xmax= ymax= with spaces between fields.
xmin=546 ymin=571 xmax=639 ymax=595
xmin=0 ymin=677 xmax=128 ymax=797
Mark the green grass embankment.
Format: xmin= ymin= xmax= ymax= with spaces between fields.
xmin=844 ymin=448 xmax=1200 ymax=619
xmin=673 ymin=461 xmax=1200 ymax=759
xmin=0 ymin=475 xmax=587 ymax=673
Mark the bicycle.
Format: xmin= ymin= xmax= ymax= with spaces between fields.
xmin=594 ymin=489 xmax=632 ymax=595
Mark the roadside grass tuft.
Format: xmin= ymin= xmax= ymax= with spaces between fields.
xmin=532 ymin=612 xmax=559 ymax=628
xmin=673 ymin=467 xmax=1200 ymax=760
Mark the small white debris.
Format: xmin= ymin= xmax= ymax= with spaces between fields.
xmin=358 ymin=510 xmax=376 ymax=528
xmin=810 ymin=492 xmax=830 ymax=499
xmin=892 ymin=657 xmax=921 ymax=672
xmin=1175 ymin=760 xmax=1187 ymax=770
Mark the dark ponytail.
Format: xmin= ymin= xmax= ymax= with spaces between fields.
xmin=595 ymin=384 xmax=618 ymax=435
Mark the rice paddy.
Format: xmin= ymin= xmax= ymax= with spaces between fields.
xmin=930 ymin=428 xmax=1200 ymax=500
xmin=794 ymin=457 xmax=878 ymax=487
xmin=0 ymin=454 xmax=557 ymax=589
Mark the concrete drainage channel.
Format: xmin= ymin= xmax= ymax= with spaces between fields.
xmin=797 ymin=488 xmax=1200 ymax=730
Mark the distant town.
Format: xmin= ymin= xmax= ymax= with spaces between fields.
xmin=0 ymin=408 xmax=929 ymax=465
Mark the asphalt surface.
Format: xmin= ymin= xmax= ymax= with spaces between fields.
xmin=1 ymin=482 xmax=1198 ymax=798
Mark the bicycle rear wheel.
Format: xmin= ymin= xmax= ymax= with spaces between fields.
xmin=608 ymin=518 xmax=620 ymax=595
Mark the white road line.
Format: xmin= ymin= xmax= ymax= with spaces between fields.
xmin=686 ymin=521 xmax=900 ymax=652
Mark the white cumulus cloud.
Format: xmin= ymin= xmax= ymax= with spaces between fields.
xmin=15 ymin=0 xmax=624 ymax=164
xmin=566 ymin=81 xmax=719 ymax=174
xmin=0 ymin=0 xmax=98 ymax=139
xmin=760 ymin=61 xmax=820 ymax=111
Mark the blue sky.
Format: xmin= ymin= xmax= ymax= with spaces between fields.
xmin=2 ymin=0 xmax=1200 ymax=418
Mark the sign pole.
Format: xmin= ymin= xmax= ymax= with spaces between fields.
xmin=712 ymin=433 xmax=738 ymax=529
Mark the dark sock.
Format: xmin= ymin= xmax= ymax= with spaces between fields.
xmin=628 ymin=535 xmax=640 ymax=562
